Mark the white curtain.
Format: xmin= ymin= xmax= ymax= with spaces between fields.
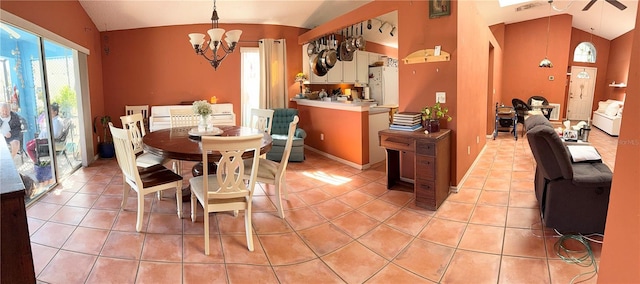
xmin=258 ymin=39 xmax=287 ymax=109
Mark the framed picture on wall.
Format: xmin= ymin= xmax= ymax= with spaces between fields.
xmin=430 ymin=0 xmax=451 ymax=18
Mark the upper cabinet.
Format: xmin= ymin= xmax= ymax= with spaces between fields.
xmin=302 ymin=45 xmax=380 ymax=85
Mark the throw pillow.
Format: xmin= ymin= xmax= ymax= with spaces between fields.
xmin=604 ymin=102 xmax=621 ymax=116
xmin=596 ymin=101 xmax=611 ymax=113
xmin=530 ymin=98 xmax=544 ymax=106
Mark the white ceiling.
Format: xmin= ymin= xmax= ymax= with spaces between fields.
xmin=78 ymin=0 xmax=637 ymax=49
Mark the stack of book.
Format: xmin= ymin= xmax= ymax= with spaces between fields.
xmin=390 ymin=112 xmax=423 ymax=131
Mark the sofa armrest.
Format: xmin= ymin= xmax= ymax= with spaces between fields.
xmin=295 ymin=128 xmax=307 ymax=139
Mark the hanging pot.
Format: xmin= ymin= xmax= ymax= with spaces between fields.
xmin=345 ymin=25 xmax=357 ymax=52
xmin=312 ymin=51 xmax=328 ymax=76
xmin=325 ymin=34 xmax=338 ymax=68
xmin=307 ymin=40 xmax=316 ymax=56
xmin=355 ymin=22 xmax=366 ymax=50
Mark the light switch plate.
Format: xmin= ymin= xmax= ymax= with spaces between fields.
xmin=436 ymin=92 xmax=446 ymax=103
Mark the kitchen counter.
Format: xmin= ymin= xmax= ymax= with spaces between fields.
xmin=292 ymin=98 xmax=378 ymax=112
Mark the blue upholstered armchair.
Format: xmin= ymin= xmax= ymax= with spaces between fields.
xmin=267 ymin=108 xmax=306 ymax=162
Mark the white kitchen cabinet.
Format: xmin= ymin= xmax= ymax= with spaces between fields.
xmin=342 ymin=59 xmax=356 ymax=83
xmin=327 ymin=62 xmax=342 ymax=83
xmin=355 ymin=51 xmax=369 ymax=84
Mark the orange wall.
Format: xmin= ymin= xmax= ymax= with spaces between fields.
xmin=502 ymin=14 xmax=573 ymax=117
xmin=100 ymin=24 xmax=307 ymax=125
xmin=605 ymin=30 xmax=634 ymax=102
xmin=598 ymin=6 xmax=640 ymax=282
xmin=1 ymin=0 xmax=105 ymax=155
xmin=296 ymin=105 xmax=367 ymax=165
xmin=568 ymin=28 xmax=611 ymax=110
xmin=455 ymin=1 xmax=490 ymax=184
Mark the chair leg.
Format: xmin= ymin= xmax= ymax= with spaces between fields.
xmin=190 ymin=193 xmax=197 ymax=222
xmin=121 ymin=178 xmax=130 ymax=208
xmin=136 ymin=192 xmax=144 ymax=232
xmin=245 ymin=207 xmax=254 ymax=251
xmin=204 ymin=211 xmax=210 ymax=255
xmin=175 ymin=181 xmax=183 ymax=219
xmin=275 ymin=180 xmax=285 ymax=219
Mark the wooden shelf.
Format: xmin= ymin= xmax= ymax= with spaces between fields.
xmin=609 ymin=83 xmax=627 ymax=88
xmin=402 ymin=49 xmax=450 ymax=64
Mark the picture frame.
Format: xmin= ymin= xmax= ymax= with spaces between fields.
xmin=563 ymin=129 xmax=578 ymax=141
xmin=429 ymin=0 xmax=451 ymax=19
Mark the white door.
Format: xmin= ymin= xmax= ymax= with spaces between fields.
xmin=566 ymin=66 xmax=597 ymax=120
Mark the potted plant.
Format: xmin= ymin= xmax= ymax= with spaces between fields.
xmin=93 ymin=115 xmax=115 ymax=158
xmin=34 ymin=160 xmax=52 ymax=182
xmin=421 ymin=102 xmax=452 ymax=133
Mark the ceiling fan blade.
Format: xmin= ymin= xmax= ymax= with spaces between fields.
xmin=582 ymin=0 xmax=597 ymax=11
xmin=605 ymin=0 xmax=627 ymax=10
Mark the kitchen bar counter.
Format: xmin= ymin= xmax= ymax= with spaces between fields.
xmin=292 ymin=98 xmax=389 ymax=169
xmin=292 ymin=98 xmax=378 ymax=112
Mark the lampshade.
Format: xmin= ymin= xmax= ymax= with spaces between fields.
xmin=225 ymin=30 xmax=242 ymax=43
xmin=539 ymin=57 xmax=553 ymax=68
xmin=207 ymin=28 xmax=225 ymax=42
xmin=189 ymin=33 xmax=205 ymax=46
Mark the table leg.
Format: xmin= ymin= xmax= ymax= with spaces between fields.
xmin=180 ymin=162 xmax=217 ymax=202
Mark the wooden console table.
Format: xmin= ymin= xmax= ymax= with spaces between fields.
xmin=379 ymin=129 xmax=451 ymax=210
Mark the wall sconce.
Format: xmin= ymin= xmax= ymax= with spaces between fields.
xmin=389 ymin=26 xmax=396 ymax=37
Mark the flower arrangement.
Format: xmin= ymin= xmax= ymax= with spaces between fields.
xmin=295 ymin=72 xmax=307 ymax=82
xmin=192 ymin=100 xmax=212 ymax=116
xmin=421 ymin=102 xmax=452 ymax=122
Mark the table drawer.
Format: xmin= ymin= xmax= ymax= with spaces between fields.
xmin=416 ymin=155 xmax=435 ymax=179
xmin=380 ymin=134 xmax=415 ymax=152
xmin=416 ymin=141 xmax=436 ymax=156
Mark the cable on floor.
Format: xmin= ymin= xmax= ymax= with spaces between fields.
xmin=553 ymin=231 xmax=598 ymax=284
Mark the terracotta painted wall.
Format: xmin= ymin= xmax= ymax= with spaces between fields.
xmin=296 ymin=105 xmax=367 ymax=165
xmin=1 ymin=0 xmax=105 ymax=155
xmin=455 ymin=1 xmax=490 ymax=184
xmin=502 ymin=14 xmax=573 ymax=116
xmin=605 ymin=30 xmax=634 ymax=102
xmin=100 ymin=24 xmax=307 ymax=126
xmin=598 ymin=6 xmax=640 ymax=282
xmin=568 ymin=28 xmax=611 ymax=111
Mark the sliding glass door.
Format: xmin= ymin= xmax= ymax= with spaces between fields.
xmin=1 ymin=22 xmax=83 ymax=204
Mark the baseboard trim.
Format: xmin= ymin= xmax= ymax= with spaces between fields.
xmin=304 ymin=146 xmax=370 ymax=170
xmin=449 ymin=144 xmax=488 ymax=193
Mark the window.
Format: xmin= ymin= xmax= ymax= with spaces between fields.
xmin=240 ymin=47 xmax=260 ymax=127
xmin=574 ymin=42 xmax=596 ymax=63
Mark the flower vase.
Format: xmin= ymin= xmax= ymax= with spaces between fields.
xmin=424 ymin=119 xmax=440 ymax=133
xmin=198 ymin=115 xmax=208 ymax=132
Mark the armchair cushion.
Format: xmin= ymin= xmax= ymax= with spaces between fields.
xmin=267 ymin=108 xmax=305 ymax=162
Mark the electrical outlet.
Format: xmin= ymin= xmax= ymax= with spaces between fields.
xmin=467 ymin=146 xmax=471 ymax=155
xmin=436 ymin=92 xmax=446 ymax=103
xmin=476 ymin=136 xmax=480 ymax=144
xmin=320 ymin=133 xmax=324 ymax=141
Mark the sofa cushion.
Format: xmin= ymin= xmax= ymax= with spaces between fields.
xmin=596 ymin=101 xmax=611 ymax=113
xmin=271 ymin=134 xmax=304 ymax=147
xmin=604 ymin=102 xmax=621 ymax=116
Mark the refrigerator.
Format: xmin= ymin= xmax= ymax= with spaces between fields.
xmin=368 ymin=66 xmax=399 ymax=106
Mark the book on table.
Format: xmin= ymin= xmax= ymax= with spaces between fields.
xmin=389 ymin=124 xmax=423 ymax=131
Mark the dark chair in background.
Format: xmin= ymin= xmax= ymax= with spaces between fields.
xmin=36 ymin=120 xmax=72 ymax=166
xmin=266 ymin=108 xmax=306 ymax=162
xmin=527 ymin=96 xmax=552 ymax=120
xmin=511 ymin=98 xmax=530 ymax=137
xmin=525 ymin=115 xmax=612 ymax=234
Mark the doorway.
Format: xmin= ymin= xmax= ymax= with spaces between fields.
xmin=566 ymin=66 xmax=597 ymax=120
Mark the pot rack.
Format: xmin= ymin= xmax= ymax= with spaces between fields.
xmin=402 ymin=48 xmax=450 ymax=64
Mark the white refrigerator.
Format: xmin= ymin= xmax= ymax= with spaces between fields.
xmin=368 ymin=66 xmax=399 ymax=106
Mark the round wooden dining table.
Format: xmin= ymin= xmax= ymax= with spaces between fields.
xmin=143 ymin=125 xmax=272 ymax=162
xmin=143 ymin=126 xmax=272 ymax=201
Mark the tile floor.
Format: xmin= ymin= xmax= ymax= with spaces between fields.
xmin=27 ymin=127 xmax=618 ymax=283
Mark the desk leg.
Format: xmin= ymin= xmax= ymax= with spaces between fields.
xmin=386 ymin=149 xmax=400 ymax=189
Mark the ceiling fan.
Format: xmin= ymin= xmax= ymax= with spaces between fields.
xmin=582 ymin=0 xmax=627 ymax=11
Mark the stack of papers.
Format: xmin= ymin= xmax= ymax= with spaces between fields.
xmin=390 ymin=112 xmax=423 ymax=131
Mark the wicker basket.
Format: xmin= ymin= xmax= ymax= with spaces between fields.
xmin=306 ymin=91 xmax=319 ymax=100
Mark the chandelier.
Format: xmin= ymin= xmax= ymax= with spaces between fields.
xmin=188 ymin=0 xmax=242 ymax=70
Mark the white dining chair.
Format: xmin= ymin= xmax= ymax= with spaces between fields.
xmin=169 ymin=108 xmax=199 ymax=128
xmin=109 ymin=122 xmax=184 ymax=232
xmin=189 ymin=134 xmax=263 ymax=254
xmin=125 ymin=105 xmax=150 ymax=132
xmin=250 ymin=108 xmax=274 ymax=134
xmin=243 ymin=115 xmax=298 ymax=219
